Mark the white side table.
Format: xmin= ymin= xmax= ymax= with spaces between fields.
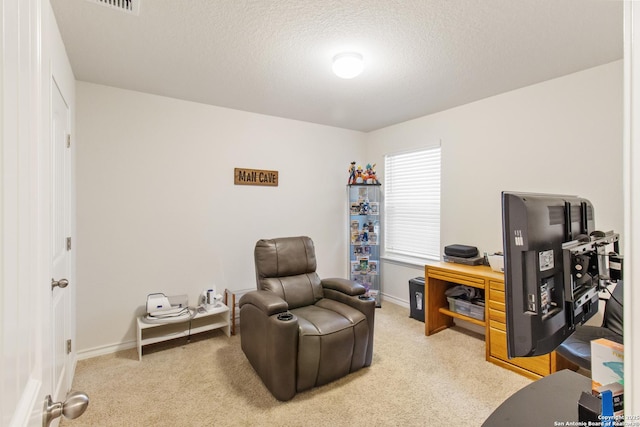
xmin=136 ymin=303 xmax=230 ymax=360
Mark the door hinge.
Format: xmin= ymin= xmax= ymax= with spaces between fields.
xmin=66 ymin=134 xmax=71 ymax=148
xmin=66 ymin=237 xmax=72 ymax=251
xmin=66 ymin=339 xmax=72 ymax=354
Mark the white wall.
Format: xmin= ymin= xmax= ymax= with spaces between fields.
xmin=76 ymin=82 xmax=365 ymax=355
xmin=367 ymin=61 xmax=623 ymax=304
xmin=76 ymin=61 xmax=622 ymax=355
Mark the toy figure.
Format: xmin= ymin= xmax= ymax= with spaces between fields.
xmin=365 ymin=163 xmax=378 ymax=184
xmin=355 ymin=165 xmax=364 ymax=184
xmin=361 ymin=224 xmax=369 ymax=242
xmin=348 ymin=161 xmax=357 ymax=185
xmin=360 ymin=199 xmax=370 ymax=215
xmin=348 ymin=161 xmax=380 ymax=185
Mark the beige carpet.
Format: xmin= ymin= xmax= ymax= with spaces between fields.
xmin=62 ymin=302 xmax=532 ymax=427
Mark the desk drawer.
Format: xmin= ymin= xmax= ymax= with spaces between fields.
xmin=489 ymin=308 xmax=506 ymax=325
xmin=489 ymin=280 xmax=504 ymax=291
xmin=489 ymin=288 xmax=505 ymax=305
xmin=488 ymin=299 xmax=505 ymax=313
xmin=489 ymin=318 xmax=506 ymax=332
xmin=489 ymin=327 xmax=551 ymax=376
xmin=427 ymin=269 xmax=485 ymax=289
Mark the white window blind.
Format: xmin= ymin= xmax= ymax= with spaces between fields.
xmin=384 ymin=146 xmax=441 ymax=261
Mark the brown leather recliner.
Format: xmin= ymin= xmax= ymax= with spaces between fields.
xmin=239 ymin=236 xmax=375 ymax=401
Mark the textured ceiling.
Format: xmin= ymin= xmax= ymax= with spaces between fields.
xmin=50 ymin=0 xmax=623 ymax=132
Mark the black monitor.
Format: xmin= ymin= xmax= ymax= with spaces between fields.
xmin=501 ymin=192 xmax=619 ymax=358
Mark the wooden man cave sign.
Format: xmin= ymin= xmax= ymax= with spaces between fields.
xmin=234 ymin=168 xmax=279 ymax=187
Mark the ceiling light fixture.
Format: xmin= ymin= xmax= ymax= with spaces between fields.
xmin=332 ymin=52 xmax=364 ymax=79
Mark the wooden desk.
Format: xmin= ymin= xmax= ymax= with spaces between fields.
xmin=425 ymin=262 xmax=496 ymax=337
xmin=425 ymin=262 xmax=573 ymax=379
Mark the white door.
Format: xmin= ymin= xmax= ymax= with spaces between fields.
xmin=1 ymin=1 xmax=53 ymax=426
xmin=1 ymin=1 xmax=86 ymax=426
xmin=51 ymin=77 xmax=72 ymax=407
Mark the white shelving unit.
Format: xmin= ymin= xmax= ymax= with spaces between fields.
xmin=136 ymin=303 xmax=230 ymax=360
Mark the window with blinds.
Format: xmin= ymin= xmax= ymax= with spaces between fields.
xmin=384 ymin=146 xmax=441 ymax=261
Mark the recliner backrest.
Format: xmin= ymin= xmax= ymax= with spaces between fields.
xmin=254 ymin=236 xmax=324 ymax=309
xmin=603 ymin=281 xmax=623 ymax=337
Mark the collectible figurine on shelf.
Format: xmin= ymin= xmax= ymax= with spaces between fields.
xmin=348 ymin=161 xmax=380 ymax=185
xmin=361 ymin=224 xmax=369 ymax=242
xmin=360 ymin=199 xmax=370 ymax=215
xmin=362 ymin=164 xmax=371 ymax=183
xmin=355 ymin=165 xmax=364 ymax=184
xmin=348 ymin=161 xmax=357 ymax=185
xmin=364 ymin=163 xmax=379 ymax=184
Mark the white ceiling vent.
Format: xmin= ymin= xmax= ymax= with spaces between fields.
xmin=87 ymin=0 xmax=140 ymax=15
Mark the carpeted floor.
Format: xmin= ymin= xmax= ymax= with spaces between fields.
xmin=62 ymin=302 xmax=532 ymax=427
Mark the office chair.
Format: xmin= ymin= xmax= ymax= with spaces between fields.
xmin=557 ymin=281 xmax=623 ymax=371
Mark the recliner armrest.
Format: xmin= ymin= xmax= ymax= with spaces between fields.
xmin=239 ymin=290 xmax=288 ymax=316
xmin=321 ymin=277 xmax=366 ymax=296
xmin=321 ymin=282 xmax=375 ymax=367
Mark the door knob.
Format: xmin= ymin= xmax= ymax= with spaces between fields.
xmin=51 ymin=278 xmax=69 ymax=290
xmin=43 ymin=391 xmax=89 ymax=427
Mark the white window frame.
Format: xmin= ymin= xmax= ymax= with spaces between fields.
xmin=383 ymin=145 xmax=441 ymax=264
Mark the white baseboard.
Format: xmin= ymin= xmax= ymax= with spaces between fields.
xmin=380 ymin=293 xmax=409 ymax=308
xmin=77 ymin=294 xmax=411 ymax=361
xmin=77 ymin=340 xmax=137 ymax=360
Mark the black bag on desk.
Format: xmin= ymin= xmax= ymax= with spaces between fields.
xmin=444 ymin=244 xmax=478 ymax=259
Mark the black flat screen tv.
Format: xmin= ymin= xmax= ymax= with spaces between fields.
xmin=501 ymin=191 xmax=601 ymax=358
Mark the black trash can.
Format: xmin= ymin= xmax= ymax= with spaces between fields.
xmin=409 ymin=277 xmax=425 ymax=322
